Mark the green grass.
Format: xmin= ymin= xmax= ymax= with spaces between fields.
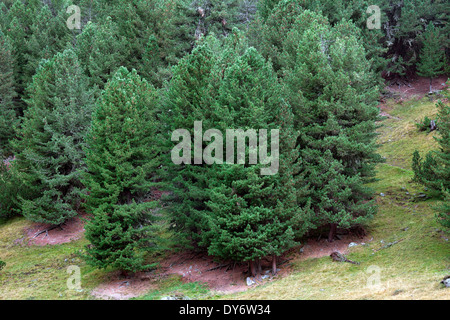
xmin=0 ymin=96 xmax=448 ymax=300
xmin=377 ymin=97 xmax=439 ymax=169
xmin=0 ymin=217 xmax=103 ymax=299
xmin=215 ymin=96 xmax=450 ymax=300
xmin=132 ymin=275 xmax=211 ymax=300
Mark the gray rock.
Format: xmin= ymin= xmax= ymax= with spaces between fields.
xmin=246 ymin=277 xmax=255 ymax=286
xmin=441 ymin=278 xmax=450 ymax=288
xmin=348 ymin=242 xmax=358 ymax=248
xmin=380 ymin=193 xmax=385 ymax=197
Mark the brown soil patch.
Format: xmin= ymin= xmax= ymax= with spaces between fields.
xmin=157 ymin=251 xmax=251 ymax=294
xmin=24 ymin=213 xmax=88 ymax=246
xmin=378 ymin=75 xmax=448 ymax=118
xmin=91 ymin=271 xmax=158 ymax=300
xmin=297 ymin=233 xmax=372 ymax=261
xmin=90 ymin=230 xmax=371 ymax=300
xmin=384 ymin=75 xmax=448 ymax=100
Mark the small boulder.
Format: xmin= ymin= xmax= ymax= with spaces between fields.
xmin=246 ymin=277 xmax=255 ymax=286
xmin=441 ymin=276 xmax=450 ymax=288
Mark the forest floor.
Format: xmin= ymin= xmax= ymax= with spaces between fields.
xmin=0 ymin=77 xmax=448 ymax=300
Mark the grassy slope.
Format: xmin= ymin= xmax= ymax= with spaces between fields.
xmin=0 ymin=97 xmax=448 ymax=300
xmin=218 ymin=96 xmax=449 ymax=300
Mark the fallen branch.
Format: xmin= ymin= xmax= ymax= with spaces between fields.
xmin=279 ymin=257 xmax=294 ymax=266
xmin=31 ymin=224 xmax=61 ymax=239
xmin=375 ymin=239 xmax=404 ymax=252
xmin=205 ymin=263 xmax=230 ymax=272
xmin=330 ymin=252 xmax=360 ymax=265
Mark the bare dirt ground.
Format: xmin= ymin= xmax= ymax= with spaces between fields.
xmin=24 ymin=213 xmax=88 ymax=246
xmin=379 ymin=75 xmax=449 ymax=118
xmin=385 ymin=75 xmax=448 ymax=99
xmin=91 ymin=270 xmax=158 ymax=300
xmin=89 ymin=230 xmax=370 ymax=300
xmin=297 ymin=233 xmax=371 ymax=261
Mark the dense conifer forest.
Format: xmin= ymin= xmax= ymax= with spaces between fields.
xmin=0 ymin=0 xmax=448 ymax=302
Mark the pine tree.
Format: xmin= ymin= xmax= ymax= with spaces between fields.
xmin=252 ymin=0 xmax=306 ymax=74
xmin=160 ymin=35 xmax=221 ymax=249
xmin=24 ymin=4 xmax=71 ymax=99
xmin=412 ymin=98 xmax=450 ymax=195
xmin=436 ymin=188 xmax=450 ymax=229
xmin=282 ymin=11 xmax=381 ymax=241
xmin=82 ymin=67 xmax=162 ymax=273
xmin=74 ymin=18 xmax=128 ymax=91
xmin=3 ymin=0 xmax=35 ymax=102
xmin=417 ymin=23 xmax=445 ymax=93
xmin=205 ymin=41 xmax=311 ymax=275
xmin=11 ymin=49 xmax=93 ymax=225
xmin=0 ymin=29 xmax=18 ymax=157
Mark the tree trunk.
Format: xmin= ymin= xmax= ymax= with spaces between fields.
xmin=429 ymin=78 xmax=433 ymax=94
xmin=328 ymin=223 xmax=337 ymax=242
xmin=272 ymin=255 xmax=277 ymax=275
xmin=257 ymin=259 xmax=262 ymax=275
xmin=249 ymin=261 xmax=256 ymax=277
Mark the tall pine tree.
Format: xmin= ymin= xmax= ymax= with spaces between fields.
xmin=282 ymin=11 xmax=382 ymax=241
xmin=417 ymin=23 xmax=445 ymax=93
xmin=82 ymin=67 xmax=163 ymax=273
xmin=11 ymin=49 xmax=93 ymax=225
xmin=0 ymin=29 xmax=18 ymax=157
xmin=203 ymin=35 xmax=312 ymax=275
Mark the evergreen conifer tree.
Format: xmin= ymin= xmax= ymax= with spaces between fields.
xmin=412 ymin=98 xmax=450 ymax=195
xmin=160 ymin=36 xmax=220 ymax=249
xmin=0 ymin=29 xmax=18 ymax=157
xmin=282 ymin=11 xmax=382 ymax=241
xmin=204 ymin=39 xmax=312 ymax=274
xmin=82 ymin=67 xmax=162 ymax=273
xmin=11 ymin=49 xmax=93 ymax=225
xmin=417 ymin=23 xmax=445 ymax=93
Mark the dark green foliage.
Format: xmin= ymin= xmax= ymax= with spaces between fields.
xmin=0 ymin=259 xmax=5 ymax=271
xmin=11 ymin=49 xmax=93 ymax=225
xmin=74 ymin=18 xmax=129 ymax=92
xmin=0 ymin=29 xmax=18 ymax=157
xmin=381 ymin=0 xmax=449 ymax=78
xmin=2 ymin=0 xmax=37 ymax=100
xmin=82 ymin=67 xmax=163 ymax=273
xmin=416 ymin=23 xmax=445 ymax=93
xmin=23 ymin=5 xmax=71 ymax=94
xmin=412 ymin=95 xmax=450 ymax=229
xmin=435 ymin=188 xmax=450 ymax=229
xmin=205 ymin=44 xmax=311 ymax=266
xmin=0 ymin=161 xmax=22 ymax=218
xmin=281 ymin=11 xmax=382 ymax=236
xmin=251 ymin=0 xmax=306 ymax=74
xmin=253 ymin=0 xmax=386 ymax=80
xmin=412 ymin=98 xmax=450 ymax=193
xmin=415 ymin=116 xmax=437 ymax=132
xmin=162 ymin=30 xmax=312 ymax=268
xmin=160 ymin=36 xmax=220 ymax=249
